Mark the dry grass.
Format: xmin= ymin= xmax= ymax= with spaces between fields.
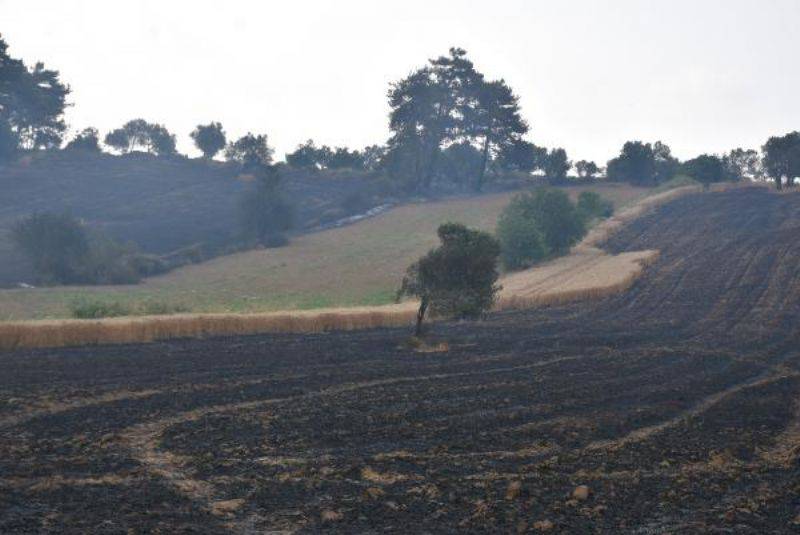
xmin=0 ymin=183 xmax=704 ymax=351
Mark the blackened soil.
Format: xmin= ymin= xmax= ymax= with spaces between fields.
xmin=2 ymin=188 xmax=800 ymax=533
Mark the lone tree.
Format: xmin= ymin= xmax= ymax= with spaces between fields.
xmin=575 ymin=160 xmax=600 ymax=180
xmin=190 ymin=122 xmax=226 ymax=159
xmin=763 ymin=132 xmax=800 ymax=190
xmin=225 ymin=133 xmax=274 ymax=169
xmin=239 ymin=166 xmax=294 ymax=247
xmin=606 ymin=140 xmax=679 ymax=186
xmin=103 ymin=119 xmax=177 ymax=156
xmin=682 ymin=154 xmax=726 ymax=190
xmin=544 ymin=148 xmax=571 ymax=183
xmin=64 ymin=128 xmax=101 ymax=152
xmin=397 ymin=223 xmax=501 ymax=336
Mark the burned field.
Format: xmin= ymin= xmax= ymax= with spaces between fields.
xmin=1 ymin=188 xmax=800 ymax=533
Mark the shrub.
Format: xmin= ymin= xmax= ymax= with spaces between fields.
xmin=190 ymin=122 xmax=226 ymax=159
xmin=398 ymin=223 xmax=501 ymax=335
xmin=11 ymin=213 xmax=91 ymax=284
xmin=239 ymin=168 xmax=294 ymax=246
xmin=503 ymin=189 xmax=586 ymax=255
xmin=496 ymin=207 xmax=549 ymax=270
xmin=64 ymin=128 xmax=101 ymax=152
xmin=576 ymin=191 xmax=614 ymax=222
xmin=70 ymin=299 xmax=131 ymax=319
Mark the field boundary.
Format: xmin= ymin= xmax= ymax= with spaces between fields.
xmin=0 ymin=184 xmax=709 ymax=350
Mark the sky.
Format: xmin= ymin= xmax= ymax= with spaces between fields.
xmin=1 ymin=0 xmax=798 ymax=163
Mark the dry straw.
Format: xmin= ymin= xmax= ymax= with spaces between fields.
xmin=0 ymin=185 xmax=708 ymax=351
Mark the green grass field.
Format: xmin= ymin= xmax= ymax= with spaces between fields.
xmin=0 ymin=184 xmax=648 ymax=321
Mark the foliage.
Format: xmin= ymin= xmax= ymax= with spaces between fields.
xmin=70 ymin=299 xmax=131 ymax=319
xmin=104 ymin=119 xmax=177 ymax=156
xmin=239 ymin=167 xmax=294 ymax=246
xmin=544 ymin=148 xmax=571 ymax=183
xmin=0 ymin=117 xmax=17 ymax=164
xmin=286 ymin=140 xmax=366 ymax=170
xmin=286 ymin=139 xmax=321 ymax=169
xmin=226 ymin=132 xmax=274 ymax=168
xmin=398 ymin=222 xmax=501 ymax=334
xmin=496 ymin=207 xmax=549 ymax=270
xmin=190 ymin=122 xmax=226 ymax=159
xmin=439 ymin=141 xmax=483 ymax=184
xmin=723 ymin=148 xmax=762 ymax=182
xmin=0 ymin=35 xmax=70 ymax=150
xmin=762 ymin=131 xmax=800 ymax=190
xmin=576 ymin=191 xmax=614 ymax=221
xmin=681 ymin=154 xmax=726 ymax=189
xmin=387 ymin=48 xmax=529 ymax=191
xmin=11 ymin=212 xmax=148 ymax=285
xmin=11 ymin=213 xmax=90 ymax=284
xmin=64 ymin=128 xmax=101 ymax=152
xmin=496 ymin=139 xmax=546 ymax=173
xmin=575 ymin=160 xmax=600 ymax=180
xmin=502 ymin=189 xmax=586 ymax=256
xmin=607 ymin=140 xmax=679 ymax=186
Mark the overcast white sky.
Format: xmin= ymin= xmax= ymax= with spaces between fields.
xmin=1 ymin=0 xmax=798 ymax=163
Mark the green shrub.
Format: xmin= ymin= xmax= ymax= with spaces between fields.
xmin=239 ymin=169 xmax=294 ymax=247
xmin=11 ymin=213 xmax=91 ymax=284
xmin=70 ymin=299 xmax=131 ymax=319
xmin=576 ymin=191 xmax=614 ymax=222
xmin=496 ymin=208 xmax=549 ymax=270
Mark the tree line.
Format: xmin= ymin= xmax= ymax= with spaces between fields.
xmin=2 ymin=35 xmax=798 ymax=190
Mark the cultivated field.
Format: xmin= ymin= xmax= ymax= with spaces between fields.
xmin=2 ymin=187 xmax=799 ymax=533
xmin=0 ymin=184 xmax=646 ymax=320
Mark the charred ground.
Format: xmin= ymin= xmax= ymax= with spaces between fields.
xmin=1 ymin=187 xmax=800 ymax=533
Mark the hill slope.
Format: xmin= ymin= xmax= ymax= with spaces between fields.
xmin=1 ymin=188 xmax=799 ymax=533
xmin=0 ymin=184 xmax=646 ymax=320
xmin=0 ymin=151 xmax=378 ymax=287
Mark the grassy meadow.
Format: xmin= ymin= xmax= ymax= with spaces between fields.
xmin=0 ymin=184 xmax=647 ymax=321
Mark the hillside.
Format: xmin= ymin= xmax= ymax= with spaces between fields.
xmin=0 ymin=151 xmax=382 ymax=287
xmin=2 ymin=188 xmax=799 ymax=533
xmin=0 ymin=183 xmax=647 ymax=320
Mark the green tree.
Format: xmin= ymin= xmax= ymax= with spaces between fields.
xmin=763 ymin=132 xmax=800 ymax=190
xmin=575 ymin=160 xmax=600 ymax=180
xmin=0 ymin=35 xmax=70 ymax=150
xmin=286 ymin=139 xmax=322 ymax=169
xmin=440 ymin=141 xmax=483 ymax=185
xmin=226 ymin=133 xmax=274 ymax=169
xmin=64 ymin=127 xmax=101 ymax=152
xmin=723 ymin=148 xmax=761 ymax=182
xmin=387 ymin=48 xmax=482 ymax=191
xmin=606 ymin=140 xmax=678 ymax=186
xmin=103 ymin=119 xmax=176 ymax=156
xmin=576 ymin=191 xmax=614 ymax=221
xmin=239 ymin=167 xmax=294 ymax=247
xmin=11 ymin=213 xmax=90 ymax=284
xmin=470 ymin=79 xmax=528 ymax=191
xmin=544 ymin=148 xmax=571 ymax=183
xmin=190 ymin=122 xmax=226 ymax=159
xmin=682 ymin=154 xmax=725 ymax=190
xmin=496 ymin=207 xmax=549 ymax=271
xmin=0 ymin=117 xmax=17 ymax=164
xmin=326 ymin=147 xmax=364 ymax=170
xmin=398 ymin=223 xmax=501 ymax=336
xmin=496 ymin=139 xmax=546 ymax=173
xmin=503 ymin=189 xmax=586 ymax=255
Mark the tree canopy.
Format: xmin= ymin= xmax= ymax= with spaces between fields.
xmin=191 ymin=122 xmax=226 ymax=159
xmin=606 ymin=140 xmax=679 ymax=186
xmin=225 ymin=133 xmax=274 ymax=169
xmin=762 ymin=132 xmax=800 ymax=190
xmin=398 ymin=222 xmax=501 ymax=336
xmin=0 ymin=35 xmax=70 ymax=153
xmin=104 ymin=119 xmax=177 ymax=156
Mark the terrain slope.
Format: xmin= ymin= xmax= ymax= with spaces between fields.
xmin=1 ymin=187 xmax=799 ymax=533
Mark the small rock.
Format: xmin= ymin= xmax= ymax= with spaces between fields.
xmin=320 ymin=509 xmax=343 ymax=522
xmin=506 ymin=481 xmax=522 ymax=500
xmin=532 ymin=519 xmax=554 ymax=531
xmin=573 ymin=485 xmax=590 ymax=501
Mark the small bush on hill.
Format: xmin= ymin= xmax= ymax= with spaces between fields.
xmin=398 ymin=222 xmax=501 ymax=335
xmin=64 ymin=128 xmax=101 ymax=152
xmin=496 ymin=188 xmax=592 ymax=272
xmin=70 ymin=299 xmax=131 ymax=319
xmin=496 ymin=208 xmax=549 ymax=270
xmin=11 ymin=212 xmax=151 ymax=285
xmin=239 ymin=167 xmax=294 ymax=247
xmin=577 ymin=191 xmax=614 ymax=221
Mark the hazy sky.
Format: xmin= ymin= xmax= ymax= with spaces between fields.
xmin=1 ymin=0 xmax=798 ymax=163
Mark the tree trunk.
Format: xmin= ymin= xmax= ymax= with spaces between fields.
xmin=475 ymin=135 xmax=491 ymax=192
xmin=776 ymin=175 xmax=783 ymax=191
xmin=415 ymin=296 xmax=429 ymax=337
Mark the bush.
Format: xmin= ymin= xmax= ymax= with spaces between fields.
xmin=11 ymin=212 xmax=149 ymax=285
xmin=398 ymin=223 xmax=501 ymax=335
xmin=70 ymin=299 xmax=131 ymax=319
xmin=576 ymin=191 xmax=614 ymax=222
xmin=239 ymin=168 xmax=294 ymax=246
xmin=496 ymin=208 xmax=549 ymax=270
xmin=11 ymin=213 xmax=91 ymax=284
xmin=503 ymin=189 xmax=586 ymax=254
